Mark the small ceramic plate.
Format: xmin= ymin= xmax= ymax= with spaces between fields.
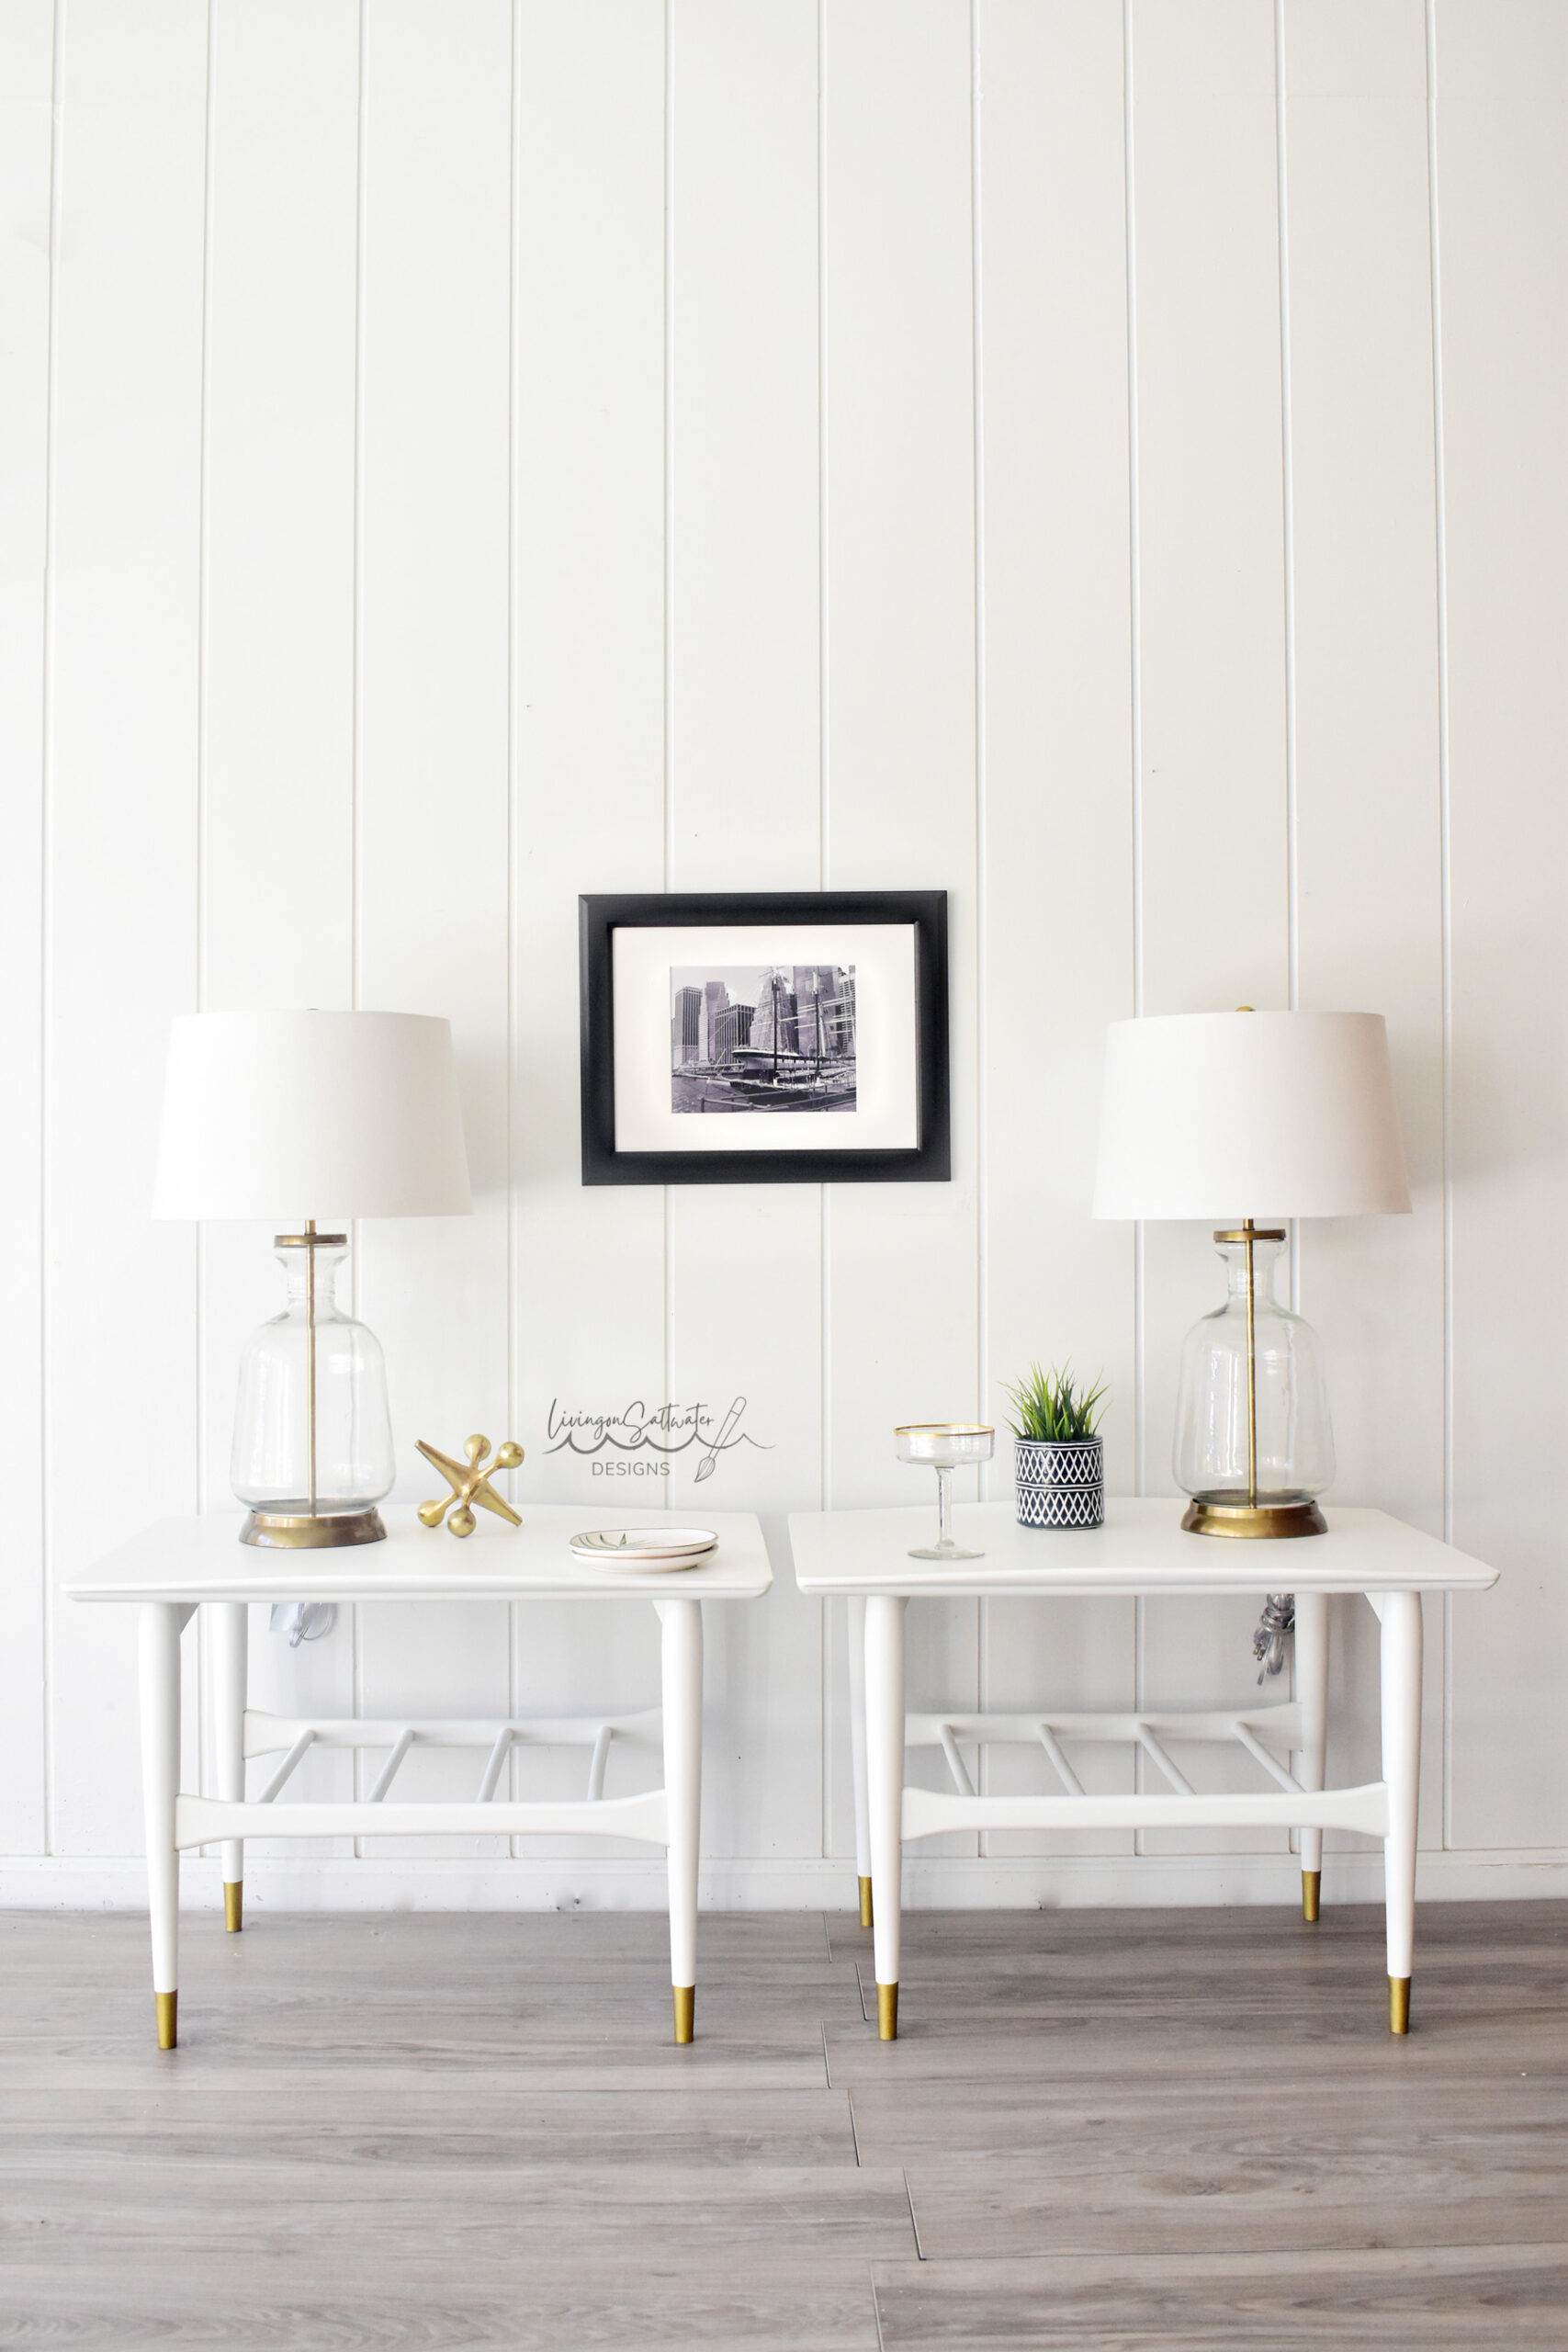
xmin=570 ymin=1527 xmax=718 ymax=1572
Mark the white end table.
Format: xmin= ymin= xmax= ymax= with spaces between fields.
xmin=789 ymin=1498 xmax=1496 ymax=2041
xmin=68 ymin=1505 xmax=771 ymax=2050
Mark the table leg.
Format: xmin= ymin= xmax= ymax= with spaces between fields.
xmin=848 ymin=1595 xmax=872 ymax=1927
xmin=1293 ymin=1589 xmax=1329 ymax=1922
xmin=209 ymin=1601 xmax=247 ymax=1932
xmin=864 ymin=1594 xmax=905 ymax=2040
xmin=139 ymin=1601 xmax=191 ymax=2050
xmin=658 ymin=1595 xmax=702 ymax=2044
xmin=1377 ymin=1589 xmax=1422 ymax=2033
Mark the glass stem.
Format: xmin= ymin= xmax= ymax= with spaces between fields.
xmin=936 ymin=1464 xmax=953 ymax=1552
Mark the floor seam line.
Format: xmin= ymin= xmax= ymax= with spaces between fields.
xmin=904 ymin=2165 xmax=925 ymax=2260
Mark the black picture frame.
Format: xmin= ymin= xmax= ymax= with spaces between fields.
xmin=579 ymin=890 xmax=950 ymax=1185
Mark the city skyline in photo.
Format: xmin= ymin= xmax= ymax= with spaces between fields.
xmin=670 ymin=963 xmax=856 ymax=1114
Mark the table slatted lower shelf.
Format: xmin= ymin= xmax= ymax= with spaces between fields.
xmin=900 ymin=1699 xmax=1388 ymax=1842
xmin=176 ymin=1702 xmax=674 ymax=1849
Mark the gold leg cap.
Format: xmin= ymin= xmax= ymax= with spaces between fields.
xmin=876 ymin=1981 xmax=898 ymax=2041
xmin=223 ymin=1881 xmax=243 ymax=1934
xmin=858 ymin=1876 xmax=874 ymax=1929
xmin=672 ymin=1984 xmax=694 ymax=2045
xmin=1302 ymin=1869 xmax=1321 ymax=1924
xmin=155 ymin=1990 xmax=177 ymax=2052
xmin=1390 ymin=1975 xmax=1411 ymax=2035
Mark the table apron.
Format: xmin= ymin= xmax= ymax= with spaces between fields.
xmin=173 ymin=1789 xmax=671 ymax=1849
xmin=901 ymin=1781 xmax=1390 ymax=1841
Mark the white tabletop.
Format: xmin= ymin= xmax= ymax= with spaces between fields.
xmin=66 ymin=1505 xmax=773 ymax=1605
xmin=787 ymin=1498 xmax=1497 ymax=1598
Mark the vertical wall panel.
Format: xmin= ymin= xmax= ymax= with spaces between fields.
xmin=1130 ymin=0 xmax=1292 ymax=1853
xmin=355 ymin=0 xmax=514 ymax=1844
xmin=666 ymin=0 xmax=824 ymax=1870
xmin=197 ymin=0 xmax=362 ymax=1839
xmin=1439 ymin=0 xmax=1568 ymax=1849
xmin=200 ymin=0 xmax=358 ymax=1028
xmin=507 ymin=0 xmax=668 ymax=1858
xmin=46 ymin=0 xmax=209 ymax=1856
xmin=1282 ymin=0 xmax=1447 ymax=1849
xmin=975 ymin=0 xmax=1137 ymax=1858
xmin=511 ymin=0 xmax=666 ymax=1498
xmin=0 ymin=0 xmax=53 ymax=1853
xmin=823 ymin=0 xmax=980 ymax=1855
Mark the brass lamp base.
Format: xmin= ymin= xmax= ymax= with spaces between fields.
xmin=1181 ymin=1497 xmax=1327 ymax=1540
xmin=241 ymin=1506 xmax=387 ymax=1550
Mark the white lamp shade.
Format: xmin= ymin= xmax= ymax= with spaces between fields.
xmin=1092 ymin=1010 xmax=1411 ymax=1222
xmin=152 ymin=1010 xmax=472 ymax=1222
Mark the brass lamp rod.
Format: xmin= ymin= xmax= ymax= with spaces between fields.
xmin=305 ymin=1216 xmax=317 ymax=1517
xmin=1243 ymin=1216 xmax=1257 ymax=1508
xmin=1235 ymin=1007 xmax=1258 ymax=1510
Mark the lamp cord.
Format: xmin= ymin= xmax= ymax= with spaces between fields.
xmin=1253 ymin=1592 xmax=1295 ymax=1683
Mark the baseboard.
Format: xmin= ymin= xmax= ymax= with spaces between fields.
xmin=3 ymin=1849 xmax=1566 ymax=1912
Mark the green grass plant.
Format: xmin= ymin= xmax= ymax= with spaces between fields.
xmin=1003 ymin=1362 xmax=1108 ymax=1445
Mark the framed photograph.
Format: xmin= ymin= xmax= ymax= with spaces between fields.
xmin=579 ymin=891 xmax=950 ymax=1185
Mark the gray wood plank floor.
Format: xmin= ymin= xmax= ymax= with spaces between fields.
xmin=0 ymin=1899 xmax=1562 ymax=2348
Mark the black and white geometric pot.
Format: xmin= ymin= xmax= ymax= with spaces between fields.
xmin=1015 ymin=1435 xmax=1104 ymax=1530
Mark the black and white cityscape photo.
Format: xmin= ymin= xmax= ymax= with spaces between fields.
xmin=671 ymin=964 xmax=856 ymax=1113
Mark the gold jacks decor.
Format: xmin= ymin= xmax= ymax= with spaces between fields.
xmin=417 ymin=1434 xmax=524 ymax=1537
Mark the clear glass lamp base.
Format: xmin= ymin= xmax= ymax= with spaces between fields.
xmin=1173 ymin=1233 xmax=1335 ymax=1540
xmin=908 ymin=1538 xmax=987 ymax=1562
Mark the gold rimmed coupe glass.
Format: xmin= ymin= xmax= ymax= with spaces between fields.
xmin=896 ymin=1423 xmax=995 ymax=1561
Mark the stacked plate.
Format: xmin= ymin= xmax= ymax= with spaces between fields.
xmin=569 ymin=1526 xmax=718 ymax=1573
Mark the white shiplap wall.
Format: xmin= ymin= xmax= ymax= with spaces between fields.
xmin=3 ymin=0 xmax=1563 ymax=1908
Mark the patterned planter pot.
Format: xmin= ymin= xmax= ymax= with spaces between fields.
xmin=1015 ymin=1435 xmax=1104 ymax=1530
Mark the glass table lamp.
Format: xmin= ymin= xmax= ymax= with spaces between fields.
xmin=1092 ymin=1010 xmax=1410 ymax=1538
xmin=153 ymin=1010 xmax=472 ymax=1549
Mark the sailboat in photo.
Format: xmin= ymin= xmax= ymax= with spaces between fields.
xmin=723 ymin=968 xmax=855 ymax=1110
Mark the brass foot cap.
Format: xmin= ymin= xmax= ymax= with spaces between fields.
xmin=672 ymin=1984 xmax=694 ymax=2045
xmin=155 ymin=1990 xmax=177 ymax=2052
xmin=876 ymin=1982 xmax=898 ymax=2041
xmin=1302 ymin=1870 xmax=1321 ymax=1924
xmin=858 ymin=1876 xmax=874 ymax=1929
xmin=223 ymin=1881 xmax=243 ymax=1934
xmin=1390 ymin=1975 xmax=1411 ymax=2034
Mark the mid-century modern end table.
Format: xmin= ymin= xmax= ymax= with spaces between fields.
xmin=789 ymin=1498 xmax=1497 ymax=2040
xmin=68 ymin=1506 xmax=771 ymax=2049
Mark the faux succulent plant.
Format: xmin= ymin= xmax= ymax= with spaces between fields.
xmin=1004 ymin=1363 xmax=1108 ymax=1444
